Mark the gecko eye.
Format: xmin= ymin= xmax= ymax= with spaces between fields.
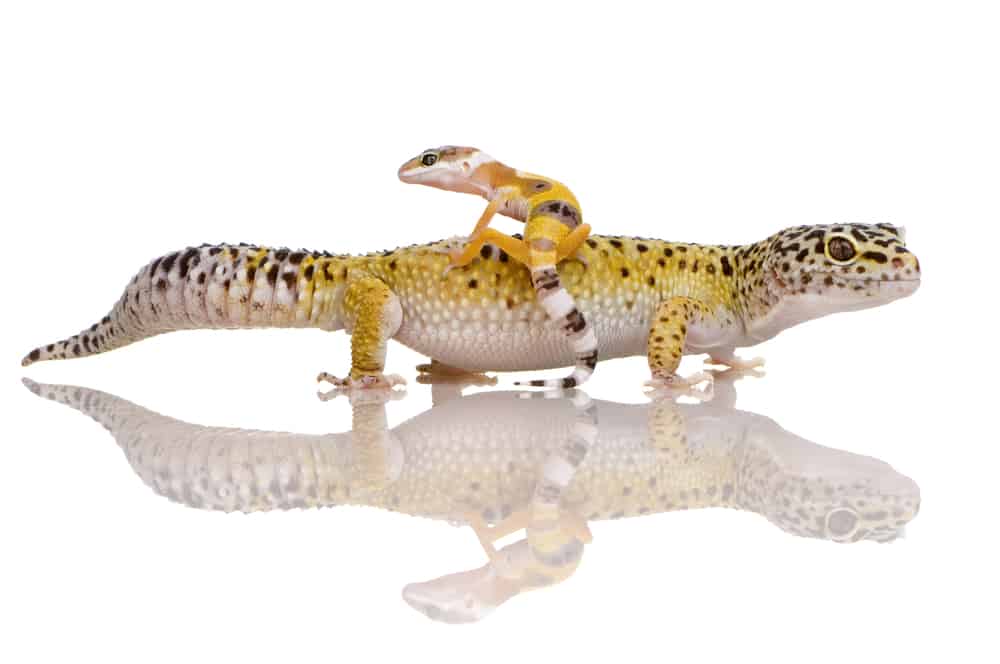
xmin=825 ymin=507 xmax=860 ymax=541
xmin=826 ymin=236 xmax=857 ymax=263
xmin=420 ymin=153 xmax=439 ymax=167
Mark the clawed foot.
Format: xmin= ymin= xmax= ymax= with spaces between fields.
xmin=705 ymin=355 xmax=766 ymax=372
xmin=644 ymin=371 xmax=715 ymax=402
xmin=415 ymin=362 xmax=497 ymax=386
xmin=316 ymin=371 xmax=407 ymax=402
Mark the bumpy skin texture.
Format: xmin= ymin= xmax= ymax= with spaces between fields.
xmin=25 ymin=378 xmax=921 ymax=623
xmin=21 ymin=224 xmax=921 ymax=384
xmin=399 ymin=146 xmax=598 ymax=388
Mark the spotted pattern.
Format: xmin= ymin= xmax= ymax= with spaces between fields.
xmin=21 ymin=223 xmax=921 ymax=382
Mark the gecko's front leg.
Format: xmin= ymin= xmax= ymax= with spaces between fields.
xmin=317 ymin=275 xmax=406 ymax=399
xmin=644 ymin=296 xmax=715 ymax=399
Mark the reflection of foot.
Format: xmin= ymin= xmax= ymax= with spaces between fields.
xmin=415 ymin=361 xmax=497 ymax=386
xmin=706 ymin=354 xmax=766 ymax=372
xmin=316 ymin=372 xmax=407 ymax=402
xmin=644 ymin=371 xmax=714 ymax=402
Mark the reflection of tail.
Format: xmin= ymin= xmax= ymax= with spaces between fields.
xmin=515 ymin=266 xmax=598 ymax=388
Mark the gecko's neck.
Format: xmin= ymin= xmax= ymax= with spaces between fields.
xmin=470 ymin=161 xmax=519 ymax=200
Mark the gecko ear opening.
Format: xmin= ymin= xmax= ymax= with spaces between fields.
xmin=461 ymin=161 xmax=472 ymax=174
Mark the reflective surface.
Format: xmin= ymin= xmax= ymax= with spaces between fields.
xmin=24 ymin=374 xmax=920 ymax=624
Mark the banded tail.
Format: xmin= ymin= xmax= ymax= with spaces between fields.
xmin=21 ymin=243 xmax=343 ymax=367
xmin=514 ymin=266 xmax=599 ymax=389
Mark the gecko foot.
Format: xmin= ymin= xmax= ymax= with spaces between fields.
xmin=316 ymin=372 xmax=407 ymax=402
xmin=706 ymin=355 xmax=766 ymax=372
xmin=416 ymin=361 xmax=498 ymax=386
xmin=643 ymin=371 xmax=715 ymax=402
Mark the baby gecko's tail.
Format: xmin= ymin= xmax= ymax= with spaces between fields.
xmin=514 ymin=266 xmax=598 ymax=389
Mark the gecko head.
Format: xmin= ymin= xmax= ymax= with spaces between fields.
xmin=749 ymin=223 xmax=921 ymax=335
xmin=397 ymin=145 xmax=496 ymax=196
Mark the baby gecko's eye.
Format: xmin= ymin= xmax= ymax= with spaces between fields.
xmin=421 ymin=153 xmax=439 ymax=166
xmin=826 ymin=236 xmax=857 ymax=263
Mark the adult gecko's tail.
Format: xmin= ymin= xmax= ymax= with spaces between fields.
xmin=21 ymin=243 xmax=346 ymax=367
xmin=514 ymin=266 xmax=598 ymax=389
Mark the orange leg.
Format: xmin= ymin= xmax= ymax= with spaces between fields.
xmin=555 ymin=223 xmax=592 ymax=262
xmin=450 ymin=228 xmax=531 ymax=268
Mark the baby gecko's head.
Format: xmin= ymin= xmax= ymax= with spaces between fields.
xmin=398 ymin=145 xmax=498 ymax=197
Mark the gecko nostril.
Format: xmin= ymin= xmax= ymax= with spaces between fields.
xmin=892 ymin=257 xmax=904 ymax=269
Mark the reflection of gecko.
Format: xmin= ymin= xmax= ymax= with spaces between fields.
xmin=21 ymin=223 xmax=920 ymax=393
xmin=24 ymin=375 xmax=920 ymax=623
xmin=399 ymin=146 xmax=596 ymax=388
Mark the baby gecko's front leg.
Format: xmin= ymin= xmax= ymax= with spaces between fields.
xmin=317 ymin=274 xmax=406 ymax=397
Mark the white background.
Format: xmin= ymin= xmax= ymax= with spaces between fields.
xmin=2 ymin=1 xmax=997 ymax=662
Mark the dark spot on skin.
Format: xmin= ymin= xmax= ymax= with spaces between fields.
xmin=72 ymin=344 xmax=81 ymax=356
xmin=677 ymin=246 xmax=687 ymax=253
xmin=197 ymin=273 xmax=206 ymax=284
xmin=281 ymin=271 xmax=297 ymax=289
xmin=720 ymin=256 xmax=733 ymax=276
xmin=304 ymin=265 xmax=315 ymax=279
xmin=388 ymin=260 xmax=396 ymax=271
xmin=782 ymin=262 xmax=790 ymax=272
xmin=29 ymin=349 xmax=40 ymax=362
xmin=657 ymin=258 xmax=666 ymax=267
xmin=824 ymin=275 xmax=834 ymax=286
xmin=851 ymin=229 xmax=868 ymax=243
xmin=796 ymin=248 xmax=809 ymax=263
xmin=692 ymin=260 xmax=698 ymax=273
xmin=246 ymin=266 xmax=257 ymax=282
xmin=620 ymin=268 xmax=629 ymax=278
xmin=498 ymin=250 xmax=509 ymax=262
xmin=506 ymin=297 xmax=515 ymax=309
xmin=862 ymin=251 xmax=888 ymax=263
xmin=678 ymin=260 xmax=686 ymax=269
xmin=648 ymin=276 xmax=656 ymax=286
xmin=468 ymin=279 xmax=478 ymax=289
xmin=586 ymin=239 xmax=597 ymax=249
xmin=208 ymin=247 xmax=222 ymax=256
xmin=707 ymin=264 xmax=715 ymax=274
xmin=46 ymin=344 xmax=54 ymax=352
xmin=289 ymin=252 xmax=306 ymax=264
xmin=609 ymin=239 xmax=623 ymax=250
xmin=156 ymin=278 xmax=167 ymax=291
xmin=480 ymin=245 xmax=493 ymax=260
xmin=803 ymin=229 xmax=825 ymax=242
xmin=894 ymin=246 xmax=909 ymax=254
xmin=267 ymin=266 xmax=279 ymax=286
xmin=160 ymin=252 xmax=179 ymax=273
xmin=637 ymin=244 xmax=648 ymax=252
xmin=664 ymin=247 xmax=674 ymax=257
xmin=274 ymin=250 xmax=289 ymax=261
xmin=856 ymin=266 xmax=866 ymax=273
xmin=178 ymin=248 xmax=199 ymax=278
